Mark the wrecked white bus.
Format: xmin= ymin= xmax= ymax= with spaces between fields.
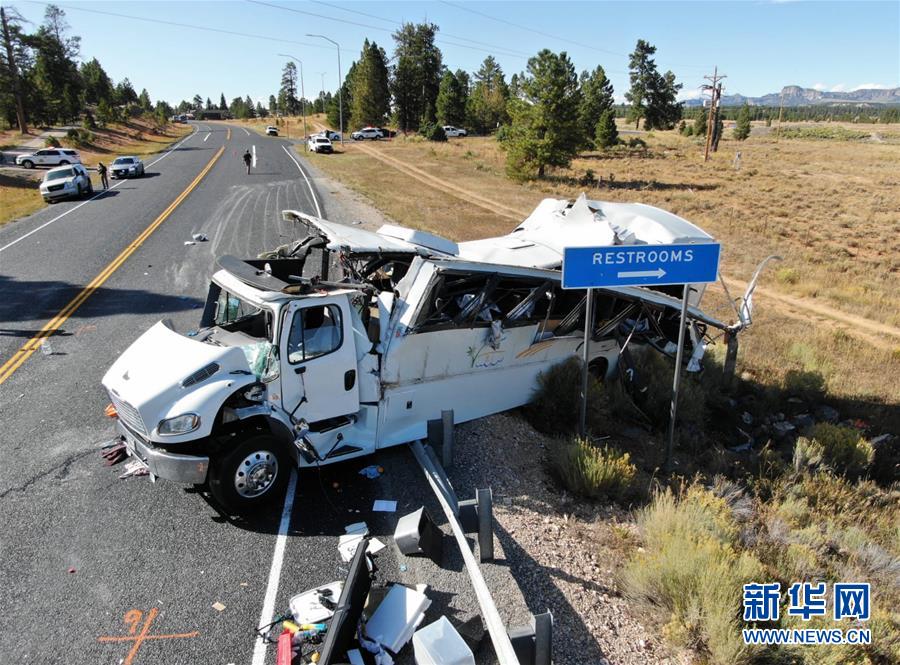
xmin=102 ymin=196 xmax=756 ymax=510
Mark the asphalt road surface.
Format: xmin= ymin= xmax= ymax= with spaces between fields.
xmin=0 ymin=123 xmax=529 ymax=664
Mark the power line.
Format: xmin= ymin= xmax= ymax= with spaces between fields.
xmin=28 ymin=1 xmax=354 ymax=53
xmin=246 ymin=0 xmax=533 ymax=60
xmin=439 ymin=0 xmax=708 ymax=70
xmin=309 ymin=0 xmax=531 ymax=56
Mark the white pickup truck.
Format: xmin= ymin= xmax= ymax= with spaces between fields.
xmin=103 ymin=196 xmax=751 ymax=511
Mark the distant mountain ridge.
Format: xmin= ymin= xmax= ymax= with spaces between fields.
xmin=683 ymin=85 xmax=900 ymax=107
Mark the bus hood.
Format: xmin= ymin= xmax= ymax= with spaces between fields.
xmin=102 ymin=321 xmax=258 ymax=443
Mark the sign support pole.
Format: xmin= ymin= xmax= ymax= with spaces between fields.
xmin=665 ymin=285 xmax=691 ymax=473
xmin=579 ymin=289 xmax=593 ymax=436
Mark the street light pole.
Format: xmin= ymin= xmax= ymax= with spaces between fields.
xmin=277 ymin=53 xmax=307 ymax=142
xmin=318 ymin=72 xmax=326 ymax=114
xmin=307 ymin=34 xmax=343 ymax=145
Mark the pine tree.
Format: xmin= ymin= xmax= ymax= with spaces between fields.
xmin=31 ymin=6 xmax=83 ymax=124
xmin=1 ymin=5 xmax=30 ymax=132
xmin=350 ymin=40 xmax=390 ymax=128
xmin=328 ymin=61 xmax=355 ymax=130
xmin=205 ymin=97 xmax=212 ymax=110
xmin=693 ymin=112 xmax=707 ymax=136
xmin=644 ymin=70 xmax=682 ymax=130
xmin=733 ymin=103 xmax=751 ymax=140
xmin=594 ymin=109 xmax=618 ymax=149
xmin=391 ymin=22 xmax=443 ymax=132
xmin=625 ymin=39 xmax=656 ymax=129
xmin=500 ymin=49 xmax=582 ymax=180
xmin=279 ymin=61 xmax=299 ymax=115
xmin=466 ymin=56 xmax=509 ymax=134
xmin=138 ymin=88 xmax=152 ymax=111
xmin=268 ymin=94 xmax=277 ymax=116
xmin=244 ymin=94 xmax=255 ymax=118
xmin=79 ymin=58 xmax=114 ymax=106
xmin=578 ymin=65 xmax=614 ymax=147
xmin=436 ymin=70 xmax=466 ymax=126
xmin=219 ymin=92 xmax=227 ymax=110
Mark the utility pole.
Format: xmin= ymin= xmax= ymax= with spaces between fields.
xmin=318 ymin=72 xmax=326 ymax=114
xmin=702 ymin=66 xmax=726 ymax=162
xmin=1 ymin=6 xmax=28 ymax=134
xmin=776 ymin=88 xmax=785 ymax=141
xmin=307 ymin=34 xmax=343 ymax=146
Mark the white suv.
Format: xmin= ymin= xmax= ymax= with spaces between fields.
xmin=266 ymin=126 xmax=279 ymax=136
xmin=39 ymin=164 xmax=93 ymax=202
xmin=307 ymin=136 xmax=334 ymax=154
xmin=17 ymin=148 xmax=82 ymax=169
xmin=351 ymin=127 xmax=382 ymax=141
xmin=442 ymin=126 xmax=467 ymax=137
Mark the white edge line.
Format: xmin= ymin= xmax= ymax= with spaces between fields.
xmin=252 ymin=145 xmax=257 ymax=168
xmin=250 ymin=469 xmax=297 ymax=665
xmin=281 ymin=144 xmax=323 ymax=218
xmin=0 ymin=127 xmax=197 ymax=255
xmin=203 ymin=132 xmax=211 ymax=142
xmin=243 ymin=127 xmax=251 ymax=136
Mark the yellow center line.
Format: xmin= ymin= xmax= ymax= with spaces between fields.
xmin=0 ymin=145 xmax=225 ymax=386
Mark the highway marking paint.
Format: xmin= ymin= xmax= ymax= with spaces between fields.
xmin=0 ymin=128 xmax=197 ymax=255
xmin=242 ymin=127 xmax=250 ymax=136
xmin=227 ymin=128 xmax=231 ymax=140
xmin=250 ymin=469 xmax=298 ymax=665
xmin=203 ymin=132 xmax=211 ymax=142
xmin=280 ymin=145 xmax=323 ymax=217
xmin=97 ymin=608 xmax=199 ymax=665
xmin=0 ymin=144 xmax=225 ymax=386
xmin=252 ymin=144 xmax=257 ymax=168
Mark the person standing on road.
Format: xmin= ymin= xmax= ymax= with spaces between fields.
xmin=242 ymin=149 xmax=252 ymax=174
xmin=97 ymin=161 xmax=109 ymax=190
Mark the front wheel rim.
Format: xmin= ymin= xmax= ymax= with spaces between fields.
xmin=234 ymin=450 xmax=279 ymax=498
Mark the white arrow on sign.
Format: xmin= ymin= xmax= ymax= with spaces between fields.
xmin=618 ymin=268 xmax=666 ymax=279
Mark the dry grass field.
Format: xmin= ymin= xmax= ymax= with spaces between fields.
xmin=0 ymin=119 xmax=192 ymax=227
xmin=298 ymin=119 xmax=900 ymax=424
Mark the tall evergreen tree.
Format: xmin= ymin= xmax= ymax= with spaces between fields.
xmin=625 ymin=39 xmax=656 ymax=129
xmin=327 ymin=61 xmax=355 ymax=130
xmin=436 ymin=69 xmax=466 ymax=126
xmin=577 ymin=65 xmax=614 ymax=147
xmin=138 ymin=88 xmax=152 ymax=111
xmin=79 ymin=57 xmax=113 ymax=106
xmin=733 ymin=103 xmax=751 ymax=140
xmin=500 ymin=49 xmax=582 ymax=180
xmin=205 ymin=97 xmax=212 ymax=110
xmin=256 ymin=101 xmax=266 ymax=117
xmin=644 ymin=70 xmax=682 ymax=130
xmin=350 ymin=39 xmax=390 ymax=128
xmin=30 ymin=6 xmax=82 ymax=124
xmin=244 ymin=94 xmax=255 ymax=118
xmin=279 ymin=61 xmax=299 ymax=115
xmin=0 ymin=5 xmax=30 ymax=132
xmin=219 ymin=92 xmax=227 ymax=110
xmin=391 ymin=22 xmax=443 ymax=132
xmin=191 ymin=93 xmax=203 ymax=110
xmin=268 ymin=94 xmax=277 ymax=116
xmin=465 ymin=56 xmax=509 ymax=134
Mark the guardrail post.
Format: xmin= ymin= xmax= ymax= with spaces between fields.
xmin=458 ymin=488 xmax=494 ymax=562
xmin=509 ymin=612 xmax=553 ymax=665
xmin=441 ymin=409 xmax=454 ymax=468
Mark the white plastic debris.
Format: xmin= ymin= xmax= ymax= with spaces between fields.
xmin=365 ymin=584 xmax=431 ymax=653
xmin=184 ymin=241 xmax=196 ymax=246
xmin=192 ymin=233 xmax=208 ymax=241
xmin=289 ymin=581 xmax=343 ymax=623
xmin=413 ymin=616 xmax=475 ymax=665
xmin=373 ymin=499 xmax=397 ymax=512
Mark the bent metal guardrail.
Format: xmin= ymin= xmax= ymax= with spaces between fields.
xmin=408 ymin=439 xmax=520 ymax=665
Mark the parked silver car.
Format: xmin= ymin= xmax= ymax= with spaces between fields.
xmin=110 ymin=156 xmax=145 ymax=179
xmin=39 ymin=164 xmax=93 ymax=202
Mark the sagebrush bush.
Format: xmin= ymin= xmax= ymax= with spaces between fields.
xmin=622 ymin=486 xmax=765 ymax=665
xmin=525 ymin=357 xmax=607 ymax=434
xmin=549 ymin=436 xmax=636 ymax=501
xmin=44 ymin=136 xmax=60 ymax=148
xmin=418 ymin=122 xmax=447 ymax=142
xmin=810 ymin=422 xmax=873 ymax=478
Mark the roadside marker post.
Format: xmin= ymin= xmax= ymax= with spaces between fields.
xmin=562 ymin=243 xmax=721 ymax=468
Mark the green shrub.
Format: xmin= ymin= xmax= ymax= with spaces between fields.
xmin=63 ymin=128 xmax=94 ymax=148
xmin=418 ymin=122 xmax=447 ymax=142
xmin=810 ymin=422 xmax=873 ymax=478
xmin=525 ymin=357 xmax=607 ymax=434
xmin=775 ymin=267 xmax=800 ymax=285
xmin=793 ymin=436 xmax=824 ymax=473
xmin=44 ymin=136 xmax=60 ymax=148
xmin=549 ymin=436 xmax=636 ymax=501
xmin=622 ymin=486 xmax=765 ymax=665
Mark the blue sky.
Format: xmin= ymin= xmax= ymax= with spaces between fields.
xmin=13 ymin=1 xmax=900 ymax=106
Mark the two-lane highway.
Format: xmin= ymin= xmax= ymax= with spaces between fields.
xmin=0 ymin=122 xmax=328 ymax=663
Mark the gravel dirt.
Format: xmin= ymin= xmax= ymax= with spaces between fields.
xmin=450 ymin=412 xmax=676 ymax=665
